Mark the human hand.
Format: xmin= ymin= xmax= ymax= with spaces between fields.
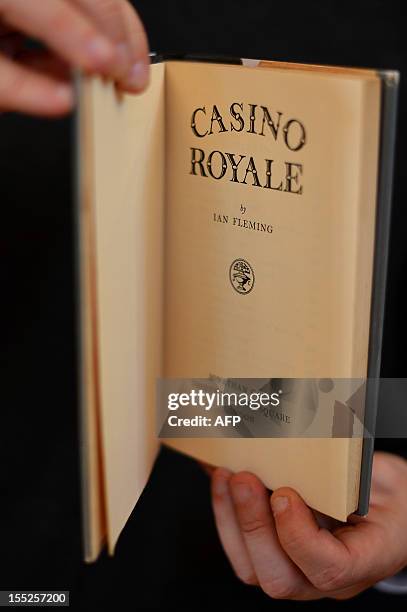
xmin=0 ymin=0 xmax=149 ymax=116
xmin=210 ymin=452 xmax=407 ymax=600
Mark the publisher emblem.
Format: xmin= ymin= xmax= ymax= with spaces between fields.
xmin=229 ymin=259 xmax=255 ymax=294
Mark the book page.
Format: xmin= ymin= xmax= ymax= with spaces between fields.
xmin=79 ymin=62 xmax=165 ymax=556
xmin=163 ymin=61 xmax=380 ymax=520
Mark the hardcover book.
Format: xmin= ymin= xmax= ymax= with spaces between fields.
xmin=75 ymin=56 xmax=398 ymax=561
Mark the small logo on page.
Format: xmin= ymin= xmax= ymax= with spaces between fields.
xmin=229 ymin=258 xmax=255 ymax=295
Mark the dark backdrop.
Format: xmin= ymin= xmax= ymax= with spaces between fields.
xmin=1 ymin=0 xmax=406 ymax=608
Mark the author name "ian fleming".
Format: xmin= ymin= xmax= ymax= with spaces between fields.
xmin=213 ymin=212 xmax=273 ymax=234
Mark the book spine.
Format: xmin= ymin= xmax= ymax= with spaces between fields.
xmin=357 ymin=70 xmax=399 ymax=515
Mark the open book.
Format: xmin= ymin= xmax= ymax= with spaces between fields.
xmin=75 ymin=56 xmax=398 ymax=562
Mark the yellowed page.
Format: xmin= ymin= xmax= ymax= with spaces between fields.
xmin=77 ymin=75 xmax=107 ymax=562
xmin=163 ymin=61 xmax=380 ymax=520
xmin=80 ymin=62 xmax=165 ymax=555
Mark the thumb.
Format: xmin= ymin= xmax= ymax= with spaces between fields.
xmin=270 ymin=488 xmax=352 ymax=592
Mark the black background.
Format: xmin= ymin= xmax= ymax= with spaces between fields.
xmin=1 ymin=0 xmax=406 ymax=609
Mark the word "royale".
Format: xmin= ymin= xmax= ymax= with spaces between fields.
xmin=189 ymin=103 xmax=307 ymax=194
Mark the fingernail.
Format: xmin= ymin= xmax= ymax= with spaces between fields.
xmin=213 ymin=469 xmax=232 ymax=496
xmin=54 ymin=84 xmax=73 ymax=106
xmin=271 ymin=496 xmax=289 ymax=516
xmin=86 ymin=37 xmax=114 ymax=66
xmin=126 ymin=60 xmax=149 ymax=91
xmin=232 ymin=482 xmax=252 ymax=504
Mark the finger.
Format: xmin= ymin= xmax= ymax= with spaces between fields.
xmin=372 ymin=451 xmax=407 ymax=495
xmin=72 ymin=0 xmax=128 ymax=43
xmin=0 ymin=0 xmax=125 ymax=79
xmin=71 ymin=0 xmax=129 ymax=81
xmin=211 ymin=468 xmax=257 ymax=586
xmin=118 ymin=0 xmax=149 ymax=91
xmin=334 ymin=513 xmax=405 ymax=580
xmin=0 ymin=53 xmax=73 ymax=116
xmin=230 ymin=473 xmax=319 ymax=600
xmin=71 ymin=0 xmax=149 ymax=91
xmin=271 ymin=487 xmax=355 ymax=593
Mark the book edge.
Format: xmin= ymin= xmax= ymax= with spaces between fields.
xmin=356 ymin=70 xmax=399 ymax=515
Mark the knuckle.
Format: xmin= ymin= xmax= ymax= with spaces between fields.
xmin=240 ymin=517 xmax=268 ymax=536
xmin=279 ymin=528 xmax=306 ymax=551
xmin=312 ymin=563 xmax=350 ymax=593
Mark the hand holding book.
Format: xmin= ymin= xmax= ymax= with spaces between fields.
xmin=210 ymin=452 xmax=407 ymax=600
